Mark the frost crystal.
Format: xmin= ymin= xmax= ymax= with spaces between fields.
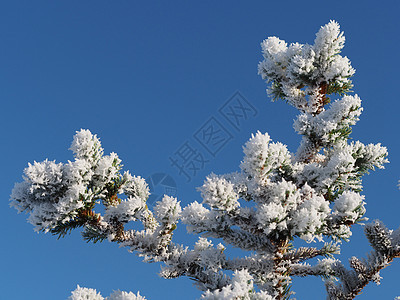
xmin=68 ymin=285 xmax=104 ymax=300
xmin=68 ymin=286 xmax=146 ymax=300
xmin=198 ymin=174 xmax=239 ymax=211
xmin=153 ymin=195 xmax=181 ymax=224
xmin=107 ymin=290 xmax=147 ymax=300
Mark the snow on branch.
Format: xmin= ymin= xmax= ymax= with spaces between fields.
xmin=68 ymin=285 xmax=146 ymax=300
xmin=10 ymin=21 xmax=399 ymax=300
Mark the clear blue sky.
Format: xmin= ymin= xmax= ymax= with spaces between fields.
xmin=1 ymin=1 xmax=399 ymax=299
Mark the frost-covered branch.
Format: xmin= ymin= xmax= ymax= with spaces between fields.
xmin=258 ymin=20 xmax=354 ymax=115
xmin=283 ymin=242 xmax=340 ymax=263
xmin=326 ymin=221 xmax=400 ymax=299
xmin=10 ymin=21 xmax=398 ymax=300
xmin=68 ymin=285 xmax=146 ymax=300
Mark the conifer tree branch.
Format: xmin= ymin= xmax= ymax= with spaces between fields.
xmin=10 ymin=21 xmax=398 ymax=300
xmin=326 ymin=221 xmax=400 ymax=299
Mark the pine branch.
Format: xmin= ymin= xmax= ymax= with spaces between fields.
xmin=50 ymin=207 xmax=101 ymax=239
xmin=82 ymin=225 xmax=108 ymax=243
xmin=50 ymin=218 xmax=86 ymax=239
xmin=326 ymin=221 xmax=400 ymax=299
xmin=283 ymin=242 xmax=340 ymax=263
xmin=326 ymin=80 xmax=353 ymax=97
xmin=290 ymin=261 xmax=336 ymax=279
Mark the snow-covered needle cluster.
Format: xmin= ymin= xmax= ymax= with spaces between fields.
xmin=68 ymin=285 xmax=146 ymax=300
xmin=258 ymin=20 xmax=354 ymax=115
xmin=11 ymin=21 xmax=400 ymax=300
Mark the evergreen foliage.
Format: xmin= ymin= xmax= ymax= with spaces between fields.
xmin=11 ymin=21 xmax=399 ymax=299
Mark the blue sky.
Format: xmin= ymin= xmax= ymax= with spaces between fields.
xmin=1 ymin=1 xmax=399 ymax=299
